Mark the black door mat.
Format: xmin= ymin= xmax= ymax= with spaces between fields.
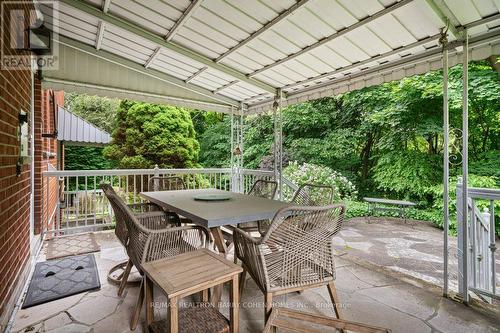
xmin=23 ymin=254 xmax=101 ymax=308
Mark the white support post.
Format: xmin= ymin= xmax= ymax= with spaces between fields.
xmin=273 ymin=89 xmax=284 ymax=199
xmin=442 ymin=32 xmax=450 ymax=296
xmin=230 ymin=105 xmax=244 ymax=193
xmin=461 ymin=30 xmax=470 ymax=303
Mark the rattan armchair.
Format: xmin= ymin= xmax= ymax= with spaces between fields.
xmin=233 ymin=204 xmax=346 ymax=326
xmin=238 ymin=179 xmax=278 ymax=235
xmin=101 ymin=184 xmax=179 ymax=296
xmin=108 ymin=193 xmax=211 ymax=330
xmin=148 ymin=176 xmax=186 ymax=191
xmin=291 ymin=183 xmax=334 ymax=206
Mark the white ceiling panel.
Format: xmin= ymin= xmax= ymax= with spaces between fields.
xmin=46 ymin=0 xmax=500 ymax=113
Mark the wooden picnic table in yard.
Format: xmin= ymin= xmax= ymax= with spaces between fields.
xmin=363 ymin=197 xmax=416 ymax=222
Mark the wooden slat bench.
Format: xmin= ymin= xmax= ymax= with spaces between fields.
xmin=263 ymin=307 xmax=391 ymax=333
xmin=363 ymin=197 xmax=416 ymax=222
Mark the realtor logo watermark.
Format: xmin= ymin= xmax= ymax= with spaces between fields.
xmin=1 ymin=0 xmax=59 ymax=70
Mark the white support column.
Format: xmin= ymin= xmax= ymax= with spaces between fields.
xmin=461 ymin=30 xmax=470 ymax=303
xmin=273 ymin=89 xmax=284 ymax=199
xmin=442 ymin=31 xmax=450 ymax=297
xmin=231 ymin=104 xmax=244 ymax=193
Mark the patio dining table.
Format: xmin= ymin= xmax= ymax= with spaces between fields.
xmin=139 ymin=188 xmax=291 ymax=255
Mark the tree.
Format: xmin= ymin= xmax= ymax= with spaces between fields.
xmin=104 ymin=101 xmax=200 ymax=168
xmin=65 ymin=92 xmax=120 ymax=133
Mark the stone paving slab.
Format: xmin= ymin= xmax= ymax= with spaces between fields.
xmin=11 ymin=230 xmax=500 ymax=333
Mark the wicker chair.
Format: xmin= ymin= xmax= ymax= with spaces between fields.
xmin=233 ymin=204 xmax=346 ymax=326
xmin=101 ymin=184 xmax=179 ymax=296
xmin=291 ymin=183 xmax=335 ymax=206
xmin=257 ymin=183 xmax=335 ymax=236
xmin=108 ymin=193 xmax=211 ymax=330
xmin=238 ymin=179 xmax=278 ymax=235
xmin=148 ymin=176 xmax=186 ymax=191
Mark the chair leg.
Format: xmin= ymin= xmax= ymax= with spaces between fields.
xmin=264 ymin=292 xmax=275 ymax=332
xmin=130 ymin=278 xmax=145 ymax=330
xmin=327 ymin=282 xmax=343 ymax=319
xmin=239 ymin=268 xmax=247 ymax=297
xmin=117 ymin=259 xmax=133 ymax=296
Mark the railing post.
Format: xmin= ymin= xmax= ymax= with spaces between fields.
xmin=488 ymin=201 xmax=497 ymax=296
xmin=153 ymin=164 xmax=160 ymax=191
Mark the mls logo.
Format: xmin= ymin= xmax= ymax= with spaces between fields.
xmin=1 ymin=0 xmax=59 ymax=70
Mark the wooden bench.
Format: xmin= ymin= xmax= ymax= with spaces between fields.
xmin=263 ymin=307 xmax=391 ymax=333
xmin=363 ymin=197 xmax=416 ymax=222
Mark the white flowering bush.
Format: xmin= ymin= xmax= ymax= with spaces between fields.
xmin=283 ymin=161 xmax=357 ymax=201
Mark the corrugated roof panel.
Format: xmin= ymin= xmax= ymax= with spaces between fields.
xmin=190 ymin=77 xmax=220 ymax=91
xmin=366 ymin=13 xmax=418 ymax=49
xmin=257 ymin=30 xmax=302 ymax=55
xmin=309 ymin=45 xmax=351 ymax=68
xmin=172 ymin=35 xmax=220 ymax=59
xmin=260 ymin=0 xmax=296 ymax=13
xmin=149 ymin=60 xmax=192 ymax=81
xmin=107 ymin=0 xmax=171 ymax=36
xmin=327 ymin=36 xmax=369 ymax=64
xmin=176 ymin=26 xmax=229 ymax=55
xmin=228 ymin=0 xmax=279 ymax=23
xmin=443 ymin=0 xmax=482 ymax=25
xmin=393 ymin=1 xmax=444 ymax=40
xmin=286 ymin=6 xmax=335 ymax=40
xmin=201 ymin=0 xmax=261 ymax=34
xmin=154 ymin=53 xmax=200 ymax=75
xmin=182 ymin=18 xmax=238 ymax=49
xmin=243 ymin=38 xmax=286 ymax=62
xmin=58 ymin=107 xmax=111 ymax=145
xmin=104 ymin=25 xmax=158 ymax=51
xmin=271 ymin=18 xmax=317 ymax=49
xmin=347 ymin=26 xmax=393 ymax=56
xmin=337 ymin=0 xmax=388 ymax=19
xmin=189 ymin=7 xmax=248 ymax=41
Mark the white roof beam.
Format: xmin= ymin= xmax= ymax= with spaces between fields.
xmin=102 ymin=0 xmax=111 ymax=13
xmin=60 ymin=0 xmax=278 ymax=95
xmin=249 ymin=0 xmax=414 ymax=78
xmin=185 ymin=66 xmax=208 ymax=83
xmin=285 ymin=32 xmax=442 ymax=90
xmin=165 ymin=0 xmax=203 ymax=41
xmin=425 ymin=0 xmax=461 ymax=38
xmin=95 ymin=21 xmax=105 ymax=50
xmin=144 ymin=47 xmax=161 ymax=69
xmin=214 ymin=81 xmax=239 ymax=94
xmin=215 ymin=0 xmax=312 ymax=63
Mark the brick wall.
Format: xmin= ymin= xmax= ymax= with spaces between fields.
xmin=0 ymin=1 xmax=35 ymax=328
xmin=33 ymin=89 xmax=61 ymax=234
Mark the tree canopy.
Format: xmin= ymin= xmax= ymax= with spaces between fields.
xmin=103 ymin=101 xmax=200 ymax=168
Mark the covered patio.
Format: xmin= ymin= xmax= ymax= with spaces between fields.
xmin=1 ymin=0 xmax=500 ymax=332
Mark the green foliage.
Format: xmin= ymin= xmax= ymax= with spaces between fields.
xmin=104 ymin=101 xmax=200 ymax=168
xmin=65 ymin=93 xmax=120 ymax=133
xmin=199 ymin=116 xmax=231 ymax=168
xmin=283 ymin=162 xmax=357 ymax=201
xmin=372 ymin=150 xmax=442 ymax=199
xmin=64 ymin=146 xmax=114 ymax=170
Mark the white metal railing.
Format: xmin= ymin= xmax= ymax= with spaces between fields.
xmin=42 ymin=167 xmax=293 ymax=235
xmin=457 ymin=179 xmax=499 ymax=302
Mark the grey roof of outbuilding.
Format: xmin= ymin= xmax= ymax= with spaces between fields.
xmin=57 ymin=106 xmax=111 ymax=145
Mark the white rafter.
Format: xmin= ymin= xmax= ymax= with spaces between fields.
xmin=214 ymin=80 xmax=239 ymax=94
xmin=102 ymin=0 xmax=111 ymax=13
xmin=165 ymin=0 xmax=203 ymax=41
xmin=215 ymin=0 xmax=312 ymax=63
xmin=249 ymin=0 xmax=414 ymax=77
xmin=144 ymin=47 xmax=161 ymax=69
xmin=95 ymin=21 xmax=105 ymax=50
xmin=185 ymin=66 xmax=208 ymax=83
